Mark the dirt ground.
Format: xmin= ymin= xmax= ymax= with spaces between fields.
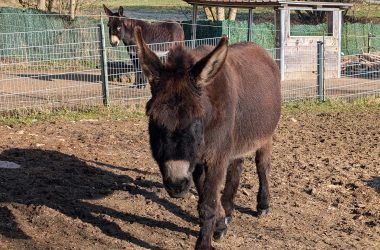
xmin=0 ymin=110 xmax=379 ymax=249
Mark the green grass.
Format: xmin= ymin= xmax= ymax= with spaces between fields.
xmin=101 ymin=0 xmax=189 ymax=8
xmin=282 ymin=96 xmax=380 ymax=114
xmin=349 ymin=4 xmax=380 ymax=18
xmin=0 ymin=97 xmax=379 ymax=126
xmin=0 ymin=106 xmax=146 ymax=126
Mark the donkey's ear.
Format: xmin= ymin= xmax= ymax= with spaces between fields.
xmin=118 ymin=6 xmax=124 ymax=16
xmin=191 ymin=36 xmax=228 ymax=88
xmin=134 ymin=26 xmax=163 ymax=82
xmin=103 ymin=5 xmax=113 ymax=16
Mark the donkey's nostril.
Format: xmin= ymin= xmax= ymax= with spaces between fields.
xmin=180 ymin=178 xmax=189 ymax=189
xmin=166 ymin=178 xmax=190 ymax=195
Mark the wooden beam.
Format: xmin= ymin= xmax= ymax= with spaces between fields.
xmin=182 ymin=1 xmax=352 ymax=10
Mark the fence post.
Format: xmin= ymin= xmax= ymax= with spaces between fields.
xmin=248 ymin=8 xmax=253 ymax=42
xmin=227 ymin=20 xmax=231 ymax=39
xmin=368 ymin=33 xmax=374 ymax=53
xmin=317 ymin=41 xmax=325 ymax=102
xmin=191 ymin=4 xmax=198 ymax=49
xmin=98 ymin=18 xmax=110 ymax=106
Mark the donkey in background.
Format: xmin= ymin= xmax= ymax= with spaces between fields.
xmin=134 ymin=25 xmax=281 ymax=250
xmin=103 ymin=5 xmax=184 ymax=88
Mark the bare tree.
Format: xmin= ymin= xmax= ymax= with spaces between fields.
xmin=37 ymin=0 xmax=46 ymax=10
xmin=228 ymin=8 xmax=237 ymax=21
xmin=70 ymin=0 xmax=76 ymax=20
xmin=204 ymin=6 xmax=238 ymax=21
xmin=204 ymin=6 xmax=215 ymax=21
xmin=216 ymin=7 xmax=225 ymax=21
xmin=47 ymin=0 xmax=54 ymax=12
xmin=18 ymin=0 xmax=36 ymax=8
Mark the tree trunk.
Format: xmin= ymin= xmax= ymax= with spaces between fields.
xmin=204 ymin=7 xmax=214 ymax=21
xmin=47 ymin=0 xmax=55 ymax=12
xmin=210 ymin=7 xmax=217 ymax=21
xmin=216 ymin=7 xmax=225 ymax=21
xmin=37 ymin=0 xmax=46 ymax=11
xmin=70 ymin=0 xmax=76 ymax=20
xmin=228 ymin=8 xmax=237 ymax=21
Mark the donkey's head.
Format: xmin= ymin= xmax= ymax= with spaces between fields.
xmin=134 ymin=26 xmax=228 ymax=198
xmin=103 ymin=5 xmax=133 ymax=47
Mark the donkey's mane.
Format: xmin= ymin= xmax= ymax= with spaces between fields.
xmin=165 ymin=46 xmax=194 ymax=73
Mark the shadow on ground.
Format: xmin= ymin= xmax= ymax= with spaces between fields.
xmin=365 ymin=176 xmax=380 ymax=194
xmin=16 ymin=73 xmax=101 ymax=83
xmin=0 ymin=148 xmax=198 ymax=249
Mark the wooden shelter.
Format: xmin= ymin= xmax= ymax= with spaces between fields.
xmin=183 ymin=0 xmax=352 ymax=80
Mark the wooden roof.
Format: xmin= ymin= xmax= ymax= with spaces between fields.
xmin=183 ymin=1 xmax=352 ymax=9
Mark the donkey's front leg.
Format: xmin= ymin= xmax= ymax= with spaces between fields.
xmin=195 ymin=162 xmax=227 ymax=250
xmin=213 ymin=158 xmax=244 ymax=240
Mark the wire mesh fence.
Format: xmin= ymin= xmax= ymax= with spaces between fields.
xmin=0 ymin=27 xmax=103 ymax=111
xmin=105 ymin=37 xmax=223 ymax=105
xmin=0 ymin=18 xmax=380 ymax=113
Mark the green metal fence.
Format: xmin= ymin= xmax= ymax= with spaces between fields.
xmin=183 ymin=20 xmax=380 ymax=54
xmin=0 ymin=9 xmax=379 ymax=113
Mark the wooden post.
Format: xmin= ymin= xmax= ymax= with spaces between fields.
xmin=327 ymin=11 xmax=334 ymax=36
xmin=337 ymin=10 xmax=342 ymax=78
xmin=275 ymin=8 xmax=286 ymax=81
xmin=192 ymin=4 xmax=198 ymax=48
xmin=248 ymin=8 xmax=253 ymax=42
xmin=70 ymin=0 xmax=76 ymax=20
xmin=98 ymin=18 xmax=110 ymax=106
xmin=317 ymin=41 xmax=325 ymax=101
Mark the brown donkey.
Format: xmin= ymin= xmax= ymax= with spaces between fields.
xmin=103 ymin=5 xmax=184 ymax=87
xmin=134 ymin=26 xmax=281 ymax=249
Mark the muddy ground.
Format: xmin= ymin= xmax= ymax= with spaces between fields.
xmin=0 ymin=110 xmax=379 ymax=249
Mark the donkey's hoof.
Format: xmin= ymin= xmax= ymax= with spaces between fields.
xmin=213 ymin=228 xmax=228 ymax=241
xmin=257 ymin=208 xmax=269 ymax=217
xmin=225 ymin=216 xmax=232 ymax=225
xmin=213 ymin=217 xmax=230 ymax=241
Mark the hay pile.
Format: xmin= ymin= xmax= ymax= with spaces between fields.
xmin=342 ymin=53 xmax=380 ymax=78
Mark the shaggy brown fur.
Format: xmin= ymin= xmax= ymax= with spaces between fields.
xmin=134 ymin=26 xmax=281 ymax=250
xmin=103 ymin=5 xmax=184 ymax=47
xmin=103 ymin=5 xmax=184 ymax=87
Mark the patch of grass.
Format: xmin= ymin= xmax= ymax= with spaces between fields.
xmin=0 ymin=96 xmax=379 ymax=126
xmin=0 ymin=105 xmax=146 ymax=126
xmin=282 ymin=96 xmax=380 ymax=114
xmin=100 ymin=0 xmax=189 ymax=8
xmin=350 ymin=4 xmax=380 ymax=18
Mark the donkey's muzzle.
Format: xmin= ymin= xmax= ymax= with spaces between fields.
xmin=164 ymin=178 xmax=191 ymax=198
xmin=110 ymin=35 xmax=120 ymax=47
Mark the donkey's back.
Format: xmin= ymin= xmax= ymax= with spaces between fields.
xmin=148 ymin=21 xmax=184 ymax=42
xmin=140 ymin=21 xmax=184 ymax=44
xmin=194 ymin=42 xmax=281 ymax=158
